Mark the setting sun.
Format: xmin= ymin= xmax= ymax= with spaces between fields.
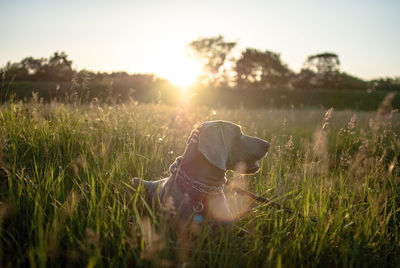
xmin=151 ymin=50 xmax=203 ymax=89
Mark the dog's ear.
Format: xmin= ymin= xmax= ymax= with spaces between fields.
xmin=186 ymin=127 xmax=200 ymax=144
xmin=198 ymin=123 xmax=231 ymax=171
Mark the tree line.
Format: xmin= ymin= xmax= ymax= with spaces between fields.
xmin=186 ymin=35 xmax=399 ymax=91
xmin=1 ymin=35 xmax=399 ymax=107
xmin=1 ymin=51 xmax=179 ymax=104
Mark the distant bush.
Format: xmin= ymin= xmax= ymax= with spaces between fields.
xmin=189 ymin=87 xmax=400 ymax=111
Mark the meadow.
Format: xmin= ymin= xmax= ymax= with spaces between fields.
xmin=0 ymin=98 xmax=399 ymax=267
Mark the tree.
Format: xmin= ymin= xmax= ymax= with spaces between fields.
xmin=235 ymin=48 xmax=293 ymax=88
xmin=40 ymin=51 xmax=74 ymax=81
xmin=187 ymin=35 xmax=236 ymax=85
xmin=2 ymin=61 xmax=29 ymax=81
xmin=20 ymin=57 xmax=45 ymax=77
xmin=1 ymin=52 xmax=74 ymax=82
xmin=304 ymin=52 xmax=340 ymax=74
xmin=301 ymin=52 xmax=341 ymax=88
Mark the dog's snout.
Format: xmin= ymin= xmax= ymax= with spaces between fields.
xmin=249 ymin=137 xmax=269 ymax=160
xmin=263 ymin=141 xmax=270 ymax=152
xmin=258 ymin=139 xmax=270 ymax=158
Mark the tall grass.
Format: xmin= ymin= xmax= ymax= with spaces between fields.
xmin=0 ymin=99 xmax=399 ymax=267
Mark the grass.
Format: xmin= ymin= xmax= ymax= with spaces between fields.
xmin=0 ymin=99 xmax=399 ymax=267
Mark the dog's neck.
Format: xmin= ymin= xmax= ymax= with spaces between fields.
xmin=181 ymin=153 xmax=226 ymax=187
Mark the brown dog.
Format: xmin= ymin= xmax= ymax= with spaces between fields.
xmin=133 ymin=120 xmax=269 ymax=228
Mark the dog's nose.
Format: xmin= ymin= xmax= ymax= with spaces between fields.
xmin=258 ymin=138 xmax=269 ymax=152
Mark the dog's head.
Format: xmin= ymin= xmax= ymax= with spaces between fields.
xmin=185 ymin=120 xmax=269 ymax=174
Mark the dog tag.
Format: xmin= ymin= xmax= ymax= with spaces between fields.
xmin=194 ymin=214 xmax=203 ymax=224
xmin=193 ymin=202 xmax=204 ymax=224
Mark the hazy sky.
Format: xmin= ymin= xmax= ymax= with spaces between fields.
xmin=1 ymin=0 xmax=399 ymax=84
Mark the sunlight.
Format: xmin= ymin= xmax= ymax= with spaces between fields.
xmin=151 ymin=50 xmax=203 ymax=90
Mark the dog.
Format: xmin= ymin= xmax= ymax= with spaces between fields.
xmin=132 ymin=120 xmax=270 ymax=229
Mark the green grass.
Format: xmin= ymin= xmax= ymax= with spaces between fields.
xmin=0 ymin=100 xmax=399 ymax=267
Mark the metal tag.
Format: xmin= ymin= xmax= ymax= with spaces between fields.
xmin=194 ymin=214 xmax=203 ymax=224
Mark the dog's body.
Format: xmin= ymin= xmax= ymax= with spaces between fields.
xmin=133 ymin=120 xmax=269 ymax=228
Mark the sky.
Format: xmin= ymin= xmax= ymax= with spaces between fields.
xmin=0 ymin=0 xmax=399 ymax=85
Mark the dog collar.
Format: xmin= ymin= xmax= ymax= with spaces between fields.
xmin=169 ymin=156 xmax=224 ymax=195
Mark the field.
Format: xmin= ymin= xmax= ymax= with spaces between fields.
xmin=0 ymin=99 xmax=399 ymax=267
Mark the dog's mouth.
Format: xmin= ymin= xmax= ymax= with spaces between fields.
xmin=246 ymin=161 xmax=260 ymax=174
xmin=234 ymin=161 xmax=260 ymax=174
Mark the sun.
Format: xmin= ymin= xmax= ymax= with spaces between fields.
xmin=152 ymin=50 xmax=203 ymax=89
xmin=124 ymin=45 xmax=203 ymax=93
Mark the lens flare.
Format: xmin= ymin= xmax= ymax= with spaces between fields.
xmin=208 ymin=177 xmax=253 ymax=222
